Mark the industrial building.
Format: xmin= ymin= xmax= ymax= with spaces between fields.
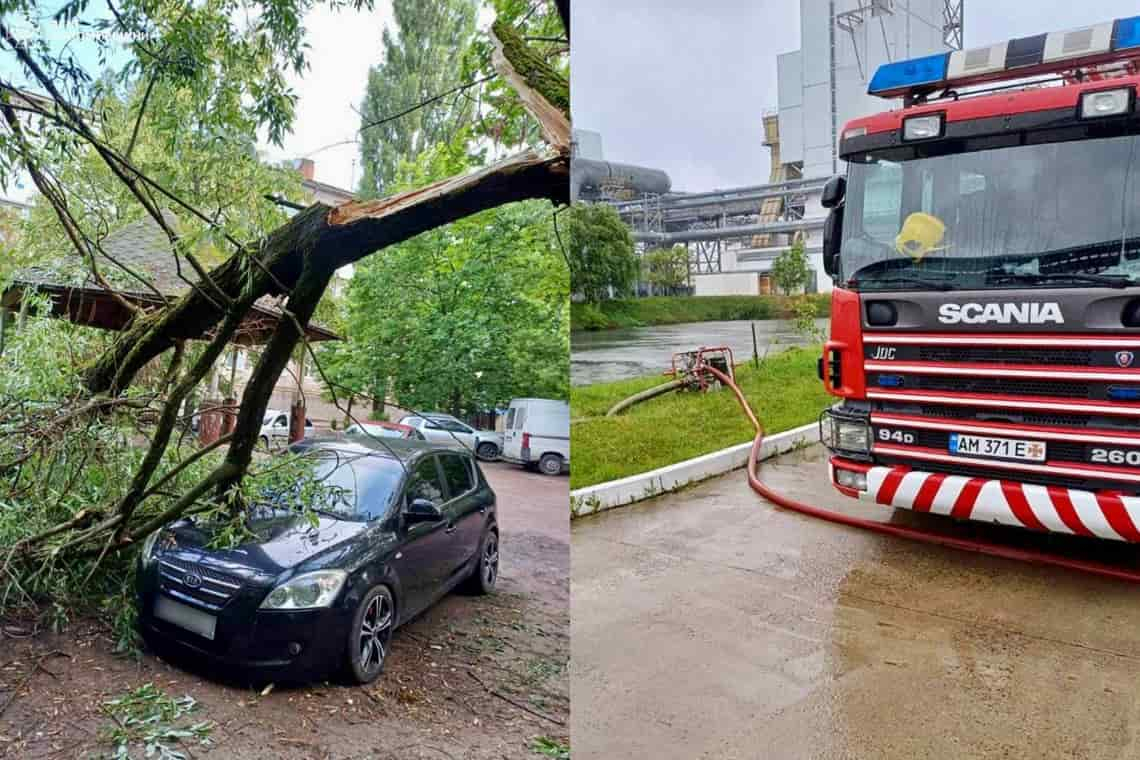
xmin=597 ymin=0 xmax=964 ymax=297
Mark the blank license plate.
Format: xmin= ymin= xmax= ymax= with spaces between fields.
xmin=154 ymin=596 xmax=217 ymax=640
xmin=949 ymin=433 xmax=1046 ymax=462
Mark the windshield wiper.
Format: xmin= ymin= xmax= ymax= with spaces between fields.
xmin=985 ymin=270 xmax=1134 ymax=289
xmin=846 ymin=273 xmax=955 ymax=291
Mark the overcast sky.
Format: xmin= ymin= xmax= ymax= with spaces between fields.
xmin=258 ymin=2 xmax=396 ymax=192
xmin=571 ymin=0 xmax=1140 ymax=193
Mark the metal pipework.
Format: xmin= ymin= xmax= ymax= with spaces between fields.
xmin=571 ymin=158 xmax=672 ymax=202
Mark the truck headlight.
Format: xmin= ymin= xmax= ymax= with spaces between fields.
xmin=821 ymin=413 xmax=872 ymax=454
xmin=260 ymin=570 xmax=347 ymax=610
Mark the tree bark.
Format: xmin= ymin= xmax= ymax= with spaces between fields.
xmin=84 ymin=153 xmax=567 ymax=396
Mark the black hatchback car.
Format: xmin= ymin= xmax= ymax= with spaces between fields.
xmin=136 ymin=438 xmax=499 ymax=684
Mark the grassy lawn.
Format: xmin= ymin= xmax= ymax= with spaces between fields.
xmin=570 ymin=346 xmax=832 ymax=489
xmin=570 ymin=294 xmax=831 ymax=331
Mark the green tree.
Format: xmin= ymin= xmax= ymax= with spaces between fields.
xmin=357 ymin=0 xmax=478 ymax=197
xmin=771 ymin=237 xmax=811 ymax=295
xmin=643 ymin=244 xmax=689 ymax=294
xmin=330 ymin=135 xmax=569 ymax=415
xmin=563 ymin=203 xmax=638 ymax=304
xmin=0 ymin=0 xmax=568 ymax=605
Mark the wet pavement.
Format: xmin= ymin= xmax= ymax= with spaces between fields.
xmin=572 ymin=443 xmax=1140 ymax=760
xmin=570 ymin=319 xmax=828 ymax=385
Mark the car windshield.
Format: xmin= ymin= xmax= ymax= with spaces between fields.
xmin=841 ymin=134 xmax=1140 ymax=291
xmin=265 ymin=451 xmax=404 ymax=521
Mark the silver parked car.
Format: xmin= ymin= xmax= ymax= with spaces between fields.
xmin=400 ymin=414 xmax=503 ymax=461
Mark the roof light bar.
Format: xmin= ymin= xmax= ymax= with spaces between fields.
xmin=869 ymin=15 xmax=1140 ymax=100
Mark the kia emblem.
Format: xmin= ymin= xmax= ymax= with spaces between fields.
xmin=183 ymin=572 xmax=202 ymax=589
xmin=1117 ymin=351 xmax=1135 ymax=368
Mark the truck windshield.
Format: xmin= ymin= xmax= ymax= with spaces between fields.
xmin=841 ymin=133 xmax=1140 ymax=291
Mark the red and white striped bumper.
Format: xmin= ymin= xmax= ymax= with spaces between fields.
xmin=830 ymin=458 xmax=1140 ymax=542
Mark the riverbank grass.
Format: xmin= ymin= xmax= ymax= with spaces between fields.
xmin=571 ymin=294 xmax=831 ymax=331
xmin=570 ymin=346 xmax=832 ymax=489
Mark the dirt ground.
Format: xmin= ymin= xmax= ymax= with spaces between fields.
xmin=0 ymin=462 xmax=569 ymax=760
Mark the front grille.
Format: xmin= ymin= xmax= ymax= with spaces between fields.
xmin=917 ymin=346 xmax=1093 ymax=365
xmin=157 ymin=555 xmax=242 ymax=610
xmin=904 ymin=374 xmax=1091 ymax=399
xmin=910 ymin=403 xmax=1099 ymax=429
xmin=868 ymin=333 xmax=1140 ymax=494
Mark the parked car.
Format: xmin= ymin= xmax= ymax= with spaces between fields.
xmin=344 ymin=421 xmax=425 ymax=441
xmin=501 ymin=398 xmax=569 ymax=476
xmin=400 ymin=413 xmax=503 ymax=461
xmin=136 ymin=438 xmax=499 ymax=684
xmin=259 ymin=408 xmax=313 ymax=448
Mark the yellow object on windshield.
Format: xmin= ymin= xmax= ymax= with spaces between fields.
xmin=895 ymin=212 xmax=947 ymax=262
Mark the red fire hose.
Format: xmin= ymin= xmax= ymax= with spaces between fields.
xmin=700 ymin=364 xmax=1140 ymax=584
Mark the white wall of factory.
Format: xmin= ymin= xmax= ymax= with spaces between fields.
xmin=778 ymin=0 xmax=954 ymax=179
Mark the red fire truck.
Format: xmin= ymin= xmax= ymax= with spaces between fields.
xmin=819 ymin=16 xmax=1140 ymax=541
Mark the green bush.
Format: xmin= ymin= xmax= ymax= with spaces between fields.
xmin=570 ymin=294 xmax=830 ymax=331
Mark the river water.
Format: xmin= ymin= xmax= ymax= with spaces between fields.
xmin=570 ymin=318 xmax=830 ymax=386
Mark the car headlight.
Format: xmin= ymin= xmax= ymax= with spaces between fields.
xmin=821 ymin=413 xmax=872 ymax=454
xmin=260 ymin=570 xmax=347 ymax=610
xmin=139 ymin=530 xmax=160 ymax=570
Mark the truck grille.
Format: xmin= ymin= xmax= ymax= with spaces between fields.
xmin=157 ymin=555 xmax=242 ymax=610
xmin=917 ymin=346 xmax=1093 ymax=365
xmin=864 ymin=333 xmax=1140 ymax=494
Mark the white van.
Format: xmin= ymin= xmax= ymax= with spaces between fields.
xmin=259 ymin=408 xmax=313 ymax=449
xmin=501 ymin=398 xmax=569 ymax=476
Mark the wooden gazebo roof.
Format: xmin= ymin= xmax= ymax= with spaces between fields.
xmin=2 ymin=212 xmax=339 ymax=345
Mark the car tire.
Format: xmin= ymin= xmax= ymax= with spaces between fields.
xmin=344 ymin=585 xmax=395 ymax=685
xmin=538 ymin=453 xmax=563 ymax=476
xmin=476 ymin=442 xmax=499 ymax=461
xmin=461 ymin=527 xmax=499 ymax=595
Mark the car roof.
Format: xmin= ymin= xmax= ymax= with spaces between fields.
xmin=292 ymin=436 xmax=466 ymax=463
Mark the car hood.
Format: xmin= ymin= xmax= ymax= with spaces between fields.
xmin=160 ymin=507 xmax=369 ymax=579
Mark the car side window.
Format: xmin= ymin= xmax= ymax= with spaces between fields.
xmin=405 ymin=456 xmax=445 ymax=507
xmin=274 ymin=415 xmax=287 ymax=427
xmin=439 ymin=454 xmax=474 ymax=498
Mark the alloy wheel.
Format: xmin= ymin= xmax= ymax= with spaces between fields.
xmin=483 ymin=534 xmax=499 ymax=587
xmin=358 ymin=592 xmax=393 ymax=674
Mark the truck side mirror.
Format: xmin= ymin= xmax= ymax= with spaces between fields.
xmin=821 ymin=175 xmax=846 ymax=209
xmin=822 ymin=206 xmax=844 ymax=278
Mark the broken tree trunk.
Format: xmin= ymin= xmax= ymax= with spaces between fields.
xmin=85 ymin=152 xmax=567 ymax=396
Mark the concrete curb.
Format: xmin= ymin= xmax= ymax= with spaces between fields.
xmin=570 ymin=421 xmax=818 ymax=518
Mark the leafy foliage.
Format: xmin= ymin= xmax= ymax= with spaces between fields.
xmin=562 ymin=203 xmax=638 ymax=304
xmin=771 ymin=238 xmax=811 ymax=295
xmin=357 ymin=0 xmax=478 ymax=197
xmin=326 ymin=135 xmax=569 ymax=414
xmin=101 ymin=683 xmax=213 ymax=760
xmin=643 ymin=244 xmax=689 ymax=293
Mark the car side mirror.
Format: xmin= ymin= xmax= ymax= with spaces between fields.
xmin=821 ymin=175 xmax=846 ymax=209
xmin=405 ymin=497 xmax=442 ymax=522
xmin=822 ymin=206 xmax=844 ymax=278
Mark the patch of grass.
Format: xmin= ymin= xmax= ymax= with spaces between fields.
xmin=531 ymin=736 xmax=570 ymax=759
xmin=571 ymin=294 xmax=831 ymax=331
xmin=570 ymin=346 xmax=831 ymax=489
xmin=100 ymin=683 xmax=213 ymax=759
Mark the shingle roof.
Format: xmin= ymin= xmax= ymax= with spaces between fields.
xmin=7 ymin=211 xmax=338 ymax=344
